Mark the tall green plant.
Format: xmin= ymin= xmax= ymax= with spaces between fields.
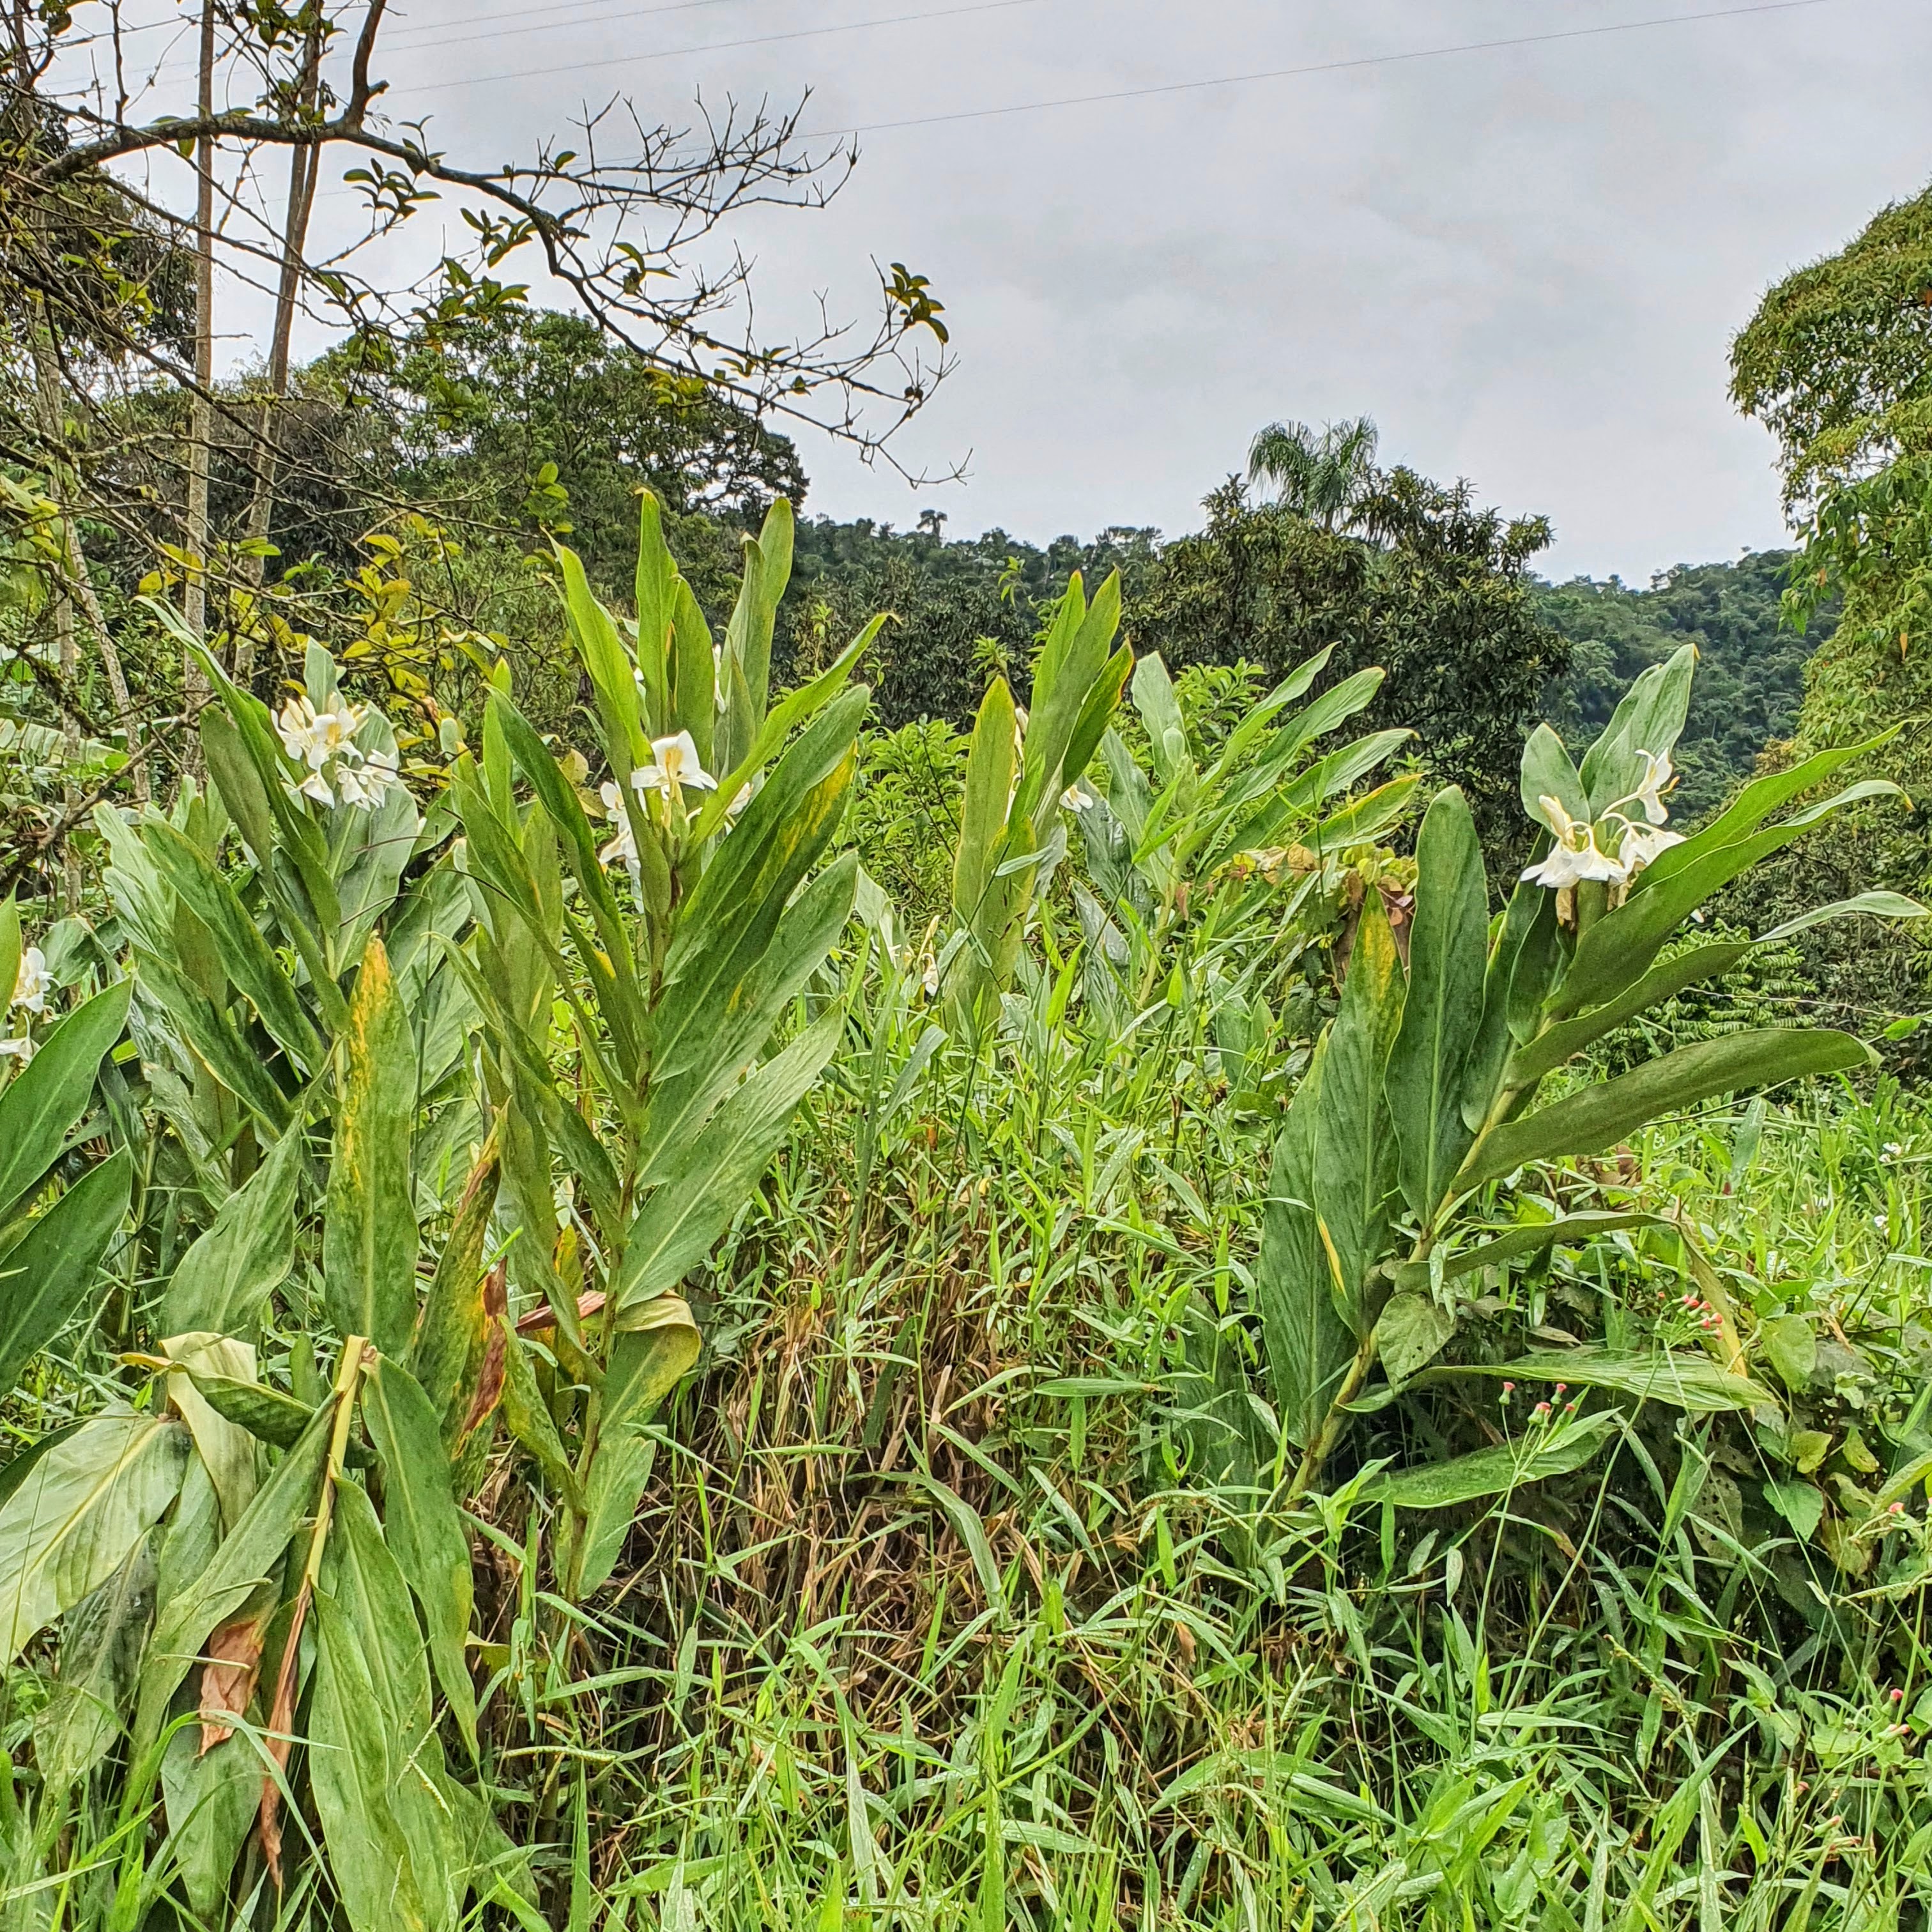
xmin=450 ymin=493 xmax=880 ymax=1598
xmin=943 ymin=571 xmax=1130 ymax=1029
xmin=1261 ymin=644 xmax=1926 ymax=1501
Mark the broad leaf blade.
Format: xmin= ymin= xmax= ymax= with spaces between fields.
xmin=0 ymin=1151 xmax=132 ymax=1394
xmin=1457 ymin=1028 xmax=1872 ymax=1195
xmin=136 ymin=1400 xmax=332 ymax=1748
xmin=1443 ymin=1347 xmax=1777 ymax=1414
xmin=363 ymin=1356 xmax=478 ymax=1756
xmin=1256 ymin=1045 xmax=1353 ymax=1450
xmin=323 ymin=939 xmax=418 ymax=1357
xmin=0 ymin=981 xmax=130 ymax=1226
xmin=1386 ymin=787 xmax=1488 ymax=1226
xmin=617 ymin=1011 xmax=843 ymax=1311
xmin=161 ymin=1126 xmax=303 ymax=1338
xmin=1314 ymin=892 xmax=1404 ymax=1336
xmin=1365 ymin=1411 xmax=1623 ymax=1508
xmin=0 ymin=1413 xmax=188 ymax=1665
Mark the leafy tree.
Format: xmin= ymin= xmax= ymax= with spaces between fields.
xmin=1730 ymin=178 xmax=1932 ymax=514
xmin=1729 ymin=178 xmax=1932 ymax=1025
xmin=1246 ymin=415 xmax=1382 ymax=532
xmin=1130 ymin=468 xmax=1565 ymax=857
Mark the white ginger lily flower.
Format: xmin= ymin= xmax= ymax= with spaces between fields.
xmin=0 ymin=1035 xmax=34 ymax=1064
xmin=597 ymin=781 xmax=638 ymax=870
xmin=1616 ymin=822 xmax=1685 ymax=873
xmin=1629 ymin=749 xmax=1675 ymax=825
xmin=1062 ymin=781 xmax=1095 ymax=811
xmin=1521 ymin=796 xmax=1623 ymax=889
xmin=632 ymin=730 xmax=717 ymax=811
xmin=11 ymin=945 xmax=49 ymax=1015
xmin=277 ymin=694 xmax=365 ymax=772
xmin=334 ymin=746 xmax=401 ymax=809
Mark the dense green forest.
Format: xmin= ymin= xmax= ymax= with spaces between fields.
xmin=1537 ymin=551 xmax=1829 ymax=816
xmin=4 ymin=11 xmax=1932 ymax=1930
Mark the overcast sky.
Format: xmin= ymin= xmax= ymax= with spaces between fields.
xmin=105 ymin=0 xmax=1932 ymax=581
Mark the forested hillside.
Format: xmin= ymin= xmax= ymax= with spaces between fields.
xmin=1536 ymin=551 xmax=1830 ymax=818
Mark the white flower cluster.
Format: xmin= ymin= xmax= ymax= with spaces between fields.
xmin=1522 ymin=750 xmax=1684 ymax=891
xmin=276 ymin=694 xmax=401 ymax=811
xmin=1 ymin=943 xmax=50 ymax=1062
xmin=597 ymin=731 xmax=749 ymax=871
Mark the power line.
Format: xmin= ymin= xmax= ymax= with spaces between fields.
xmin=63 ymin=0 xmax=758 ymax=52
xmin=115 ymin=0 xmax=1054 ymax=100
xmin=402 ymin=0 xmax=1052 ymax=96
xmin=380 ymin=0 xmax=788 ymax=57
xmin=794 ymin=0 xmax=1848 ymax=138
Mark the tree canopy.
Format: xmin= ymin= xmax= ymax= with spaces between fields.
xmin=1731 ymin=178 xmax=1932 ymax=512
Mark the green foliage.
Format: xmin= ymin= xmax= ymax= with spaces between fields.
xmin=1726 ymin=183 xmax=1932 ymax=1032
xmin=1131 ymin=468 xmax=1565 ymax=855
xmin=10 ymin=470 xmax=1932 ymax=1931
xmin=1730 ymin=176 xmax=1932 ymax=512
xmin=1538 ymin=550 xmax=1828 ymax=817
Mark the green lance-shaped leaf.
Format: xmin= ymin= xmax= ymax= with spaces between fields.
xmin=486 ymin=693 xmax=643 ymax=1067
xmin=0 ymin=979 xmax=129 ymax=1227
xmin=0 ymin=1151 xmax=130 ymax=1394
xmin=1442 ymin=1347 xmax=1778 ymax=1414
xmin=1315 ymin=774 xmax=1424 ymax=851
xmin=141 ymin=822 xmax=323 ymax=1074
xmin=643 ymin=857 xmax=857 ymax=1170
xmin=161 ymin=1123 xmax=303 ymax=1338
xmin=1256 ymin=1043 xmax=1354 ymax=1451
xmin=1383 ymin=1210 xmax=1674 ymax=1295
xmin=1386 ymin=787 xmax=1489 ymax=1225
xmin=0 ymin=1413 xmax=188 ymax=1665
xmin=617 ymin=1009 xmax=845 ymax=1312
xmin=310 ymin=1482 xmax=464 ymax=1932
xmin=1460 ymin=873 xmax=1552 ymax=1132
xmin=1519 ymin=722 xmax=1591 ymax=833
xmin=689 ymin=625 xmax=878 ymax=846
xmin=1314 ymin=891 xmax=1404 ymax=1337
xmin=1131 ymin=652 xmax=1190 ymax=785
xmin=558 ymin=539 xmax=648 ymax=776
xmin=1633 ymin=730 xmax=1892 ymax=899
xmin=187 ymin=1371 xmax=374 ymax=1464
xmin=0 ymin=898 xmax=19 ymax=1045
xmin=632 ymin=491 xmax=676 ymax=735
xmin=494 ymin=1318 xmax=579 ymax=1508
xmin=724 ymin=496 xmax=793 ymax=730
xmin=37 ymin=1538 xmax=158 ymax=1791
xmin=1579 ymin=642 xmax=1694 ymax=816
xmin=126 ymin=947 xmax=293 ymax=1131
xmin=1505 ymin=939 xmax=1752 ymax=1090
xmin=1455 ymin=1027 xmax=1873 ymax=1197
xmin=160 ymin=1722 xmax=259 ymax=1924
xmin=1365 ymin=1410 xmax=1624 ymax=1509
xmin=576 ymin=1298 xmax=700 ymax=1598
xmin=135 ymin=1398 xmax=332 ymax=1749
xmin=362 ymin=1355 xmax=478 ymax=1756
xmin=324 ymin=939 xmax=418 ymax=1360
xmin=409 ymin=1138 xmax=501 ymax=1441
xmin=951 ymin=676 xmax=1021 ymax=946
xmin=670 ymin=574 xmax=716 ymax=774
xmin=199 ymin=703 xmax=275 ymax=872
